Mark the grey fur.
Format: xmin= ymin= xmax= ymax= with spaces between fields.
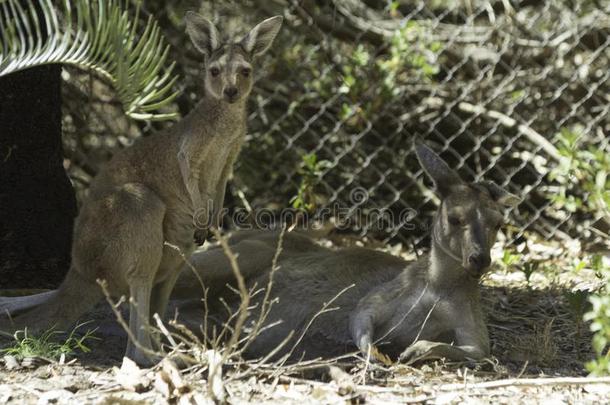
xmin=173 ymin=146 xmax=519 ymax=364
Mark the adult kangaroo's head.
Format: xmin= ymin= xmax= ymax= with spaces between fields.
xmin=415 ymin=143 xmax=521 ymax=278
xmin=185 ymin=12 xmax=283 ymax=104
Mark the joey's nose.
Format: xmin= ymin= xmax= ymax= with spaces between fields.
xmin=224 ymin=87 xmax=238 ymax=98
xmin=468 ymin=253 xmax=491 ymax=272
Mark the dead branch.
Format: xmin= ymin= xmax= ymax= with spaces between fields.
xmin=206 ymin=349 xmax=226 ymax=403
xmin=457 ymin=101 xmax=562 ymax=162
xmin=439 ymin=376 xmax=610 ymax=390
xmin=211 ymin=229 xmax=250 ymax=357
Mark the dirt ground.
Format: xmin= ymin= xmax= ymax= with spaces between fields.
xmin=1 ymin=237 xmax=610 ymax=404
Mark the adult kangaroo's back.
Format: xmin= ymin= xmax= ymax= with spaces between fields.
xmin=0 ymin=12 xmax=283 ymax=366
xmin=174 ymin=144 xmax=521 ymax=363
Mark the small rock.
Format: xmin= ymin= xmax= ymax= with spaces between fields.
xmin=0 ymin=384 xmax=13 ymax=403
xmin=36 ymin=389 xmax=74 ymax=405
xmin=3 ymin=355 xmax=20 ymax=370
xmin=328 ymin=365 xmax=355 ymax=396
xmin=115 ymin=357 xmax=151 ymax=393
xmin=583 ymin=383 xmax=610 ymax=395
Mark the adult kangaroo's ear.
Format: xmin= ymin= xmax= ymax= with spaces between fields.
xmin=185 ymin=12 xmax=220 ymax=59
xmin=241 ymin=16 xmax=283 ymax=57
xmin=478 ymin=181 xmax=522 ymax=208
xmin=415 ymin=143 xmax=463 ymax=197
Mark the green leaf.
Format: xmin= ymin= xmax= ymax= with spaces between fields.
xmin=0 ymin=0 xmax=178 ymax=121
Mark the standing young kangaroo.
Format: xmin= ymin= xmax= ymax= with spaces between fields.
xmin=0 ymin=12 xmax=283 ymax=365
xmin=172 ymin=143 xmax=520 ymax=363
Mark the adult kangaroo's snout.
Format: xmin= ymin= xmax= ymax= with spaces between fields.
xmin=463 ymin=221 xmax=492 ymax=275
xmin=467 ymin=251 xmax=491 ymax=274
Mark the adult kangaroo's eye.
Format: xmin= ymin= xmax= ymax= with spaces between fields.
xmin=241 ymin=67 xmax=251 ymax=77
xmin=448 ymin=216 xmax=463 ymax=226
xmin=210 ymin=67 xmax=220 ymax=77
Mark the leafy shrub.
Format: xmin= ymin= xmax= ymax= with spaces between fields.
xmin=1 ymin=324 xmax=97 ymax=361
xmin=584 ymin=266 xmax=610 ymax=375
xmin=290 ymin=153 xmax=331 ymax=213
xmin=550 ymin=127 xmax=610 ymax=218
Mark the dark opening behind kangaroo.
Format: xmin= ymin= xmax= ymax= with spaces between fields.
xmin=173 ymin=143 xmax=520 ymax=364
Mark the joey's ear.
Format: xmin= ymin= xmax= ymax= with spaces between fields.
xmin=185 ymin=12 xmax=220 ymax=59
xmin=415 ymin=143 xmax=463 ymax=197
xmin=478 ymin=181 xmax=522 ymax=208
xmin=241 ymin=16 xmax=283 ymax=57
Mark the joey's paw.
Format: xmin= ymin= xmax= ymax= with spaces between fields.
xmin=194 ymin=229 xmax=209 ymax=245
xmin=398 ymin=341 xmax=437 ymax=365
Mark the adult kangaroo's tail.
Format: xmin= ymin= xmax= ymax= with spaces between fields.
xmin=0 ymin=268 xmax=103 ymax=336
xmin=0 ymin=290 xmax=57 ymax=317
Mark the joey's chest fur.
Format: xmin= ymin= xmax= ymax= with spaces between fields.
xmin=194 ymin=132 xmax=242 ymax=190
xmin=165 ymin=110 xmax=245 ymax=242
xmin=187 ymin=105 xmax=246 ymax=190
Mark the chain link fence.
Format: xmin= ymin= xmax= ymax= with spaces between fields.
xmin=229 ymin=0 xmax=610 ymax=247
xmin=63 ymin=0 xmax=610 ymax=248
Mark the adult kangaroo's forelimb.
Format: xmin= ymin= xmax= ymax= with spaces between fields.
xmin=399 ymin=340 xmax=488 ymax=364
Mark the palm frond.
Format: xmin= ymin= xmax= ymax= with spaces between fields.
xmin=0 ymin=0 xmax=179 ymax=121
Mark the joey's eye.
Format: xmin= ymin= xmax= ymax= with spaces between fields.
xmin=241 ymin=67 xmax=251 ymax=77
xmin=210 ymin=67 xmax=220 ymax=77
xmin=448 ymin=216 xmax=463 ymax=226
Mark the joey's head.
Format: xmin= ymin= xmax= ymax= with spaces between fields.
xmin=415 ymin=143 xmax=521 ymax=279
xmin=185 ymin=12 xmax=283 ymax=104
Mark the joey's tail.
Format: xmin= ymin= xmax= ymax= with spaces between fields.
xmin=0 ymin=267 xmax=103 ymax=336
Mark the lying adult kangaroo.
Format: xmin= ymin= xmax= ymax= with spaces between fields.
xmin=172 ymin=143 xmax=520 ymax=363
xmin=0 ymin=12 xmax=282 ymax=365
